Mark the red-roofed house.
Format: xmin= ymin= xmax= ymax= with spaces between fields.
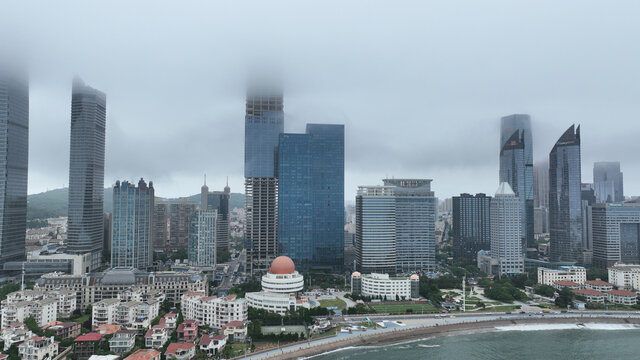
xmin=553 ymin=281 xmax=581 ymax=290
xmin=74 ymin=333 xmax=104 ymax=360
xmin=177 ymin=320 xmax=198 ymax=342
xmin=165 ymin=342 xmax=196 ymax=360
xmin=585 ymin=280 xmax=614 ymax=292
xmin=199 ymin=334 xmax=226 ymax=355
xmin=159 ymin=313 xmax=177 ymax=329
xmin=145 ymin=325 xmax=170 ymax=349
xmin=125 ymin=349 xmax=161 ymax=360
xmin=221 ymin=321 xmax=248 ymax=342
xmin=572 ymin=289 xmax=606 ymax=303
xmin=604 ymin=290 xmax=638 ymax=305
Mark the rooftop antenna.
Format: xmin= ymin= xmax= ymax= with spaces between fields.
xmin=226 ymin=176 xmax=229 ymax=187
xmin=204 ymin=174 xmax=206 ymax=186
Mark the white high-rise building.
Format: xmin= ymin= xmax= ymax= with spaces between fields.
xmin=490 ymin=182 xmax=524 ymax=275
xmin=188 ymin=210 xmax=217 ymax=267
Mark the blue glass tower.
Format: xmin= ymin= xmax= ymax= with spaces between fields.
xmin=278 ymin=124 xmax=344 ymax=272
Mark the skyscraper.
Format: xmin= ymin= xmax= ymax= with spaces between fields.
xmin=244 ymin=86 xmax=284 ymax=275
xmin=169 ymin=200 xmax=196 ymax=251
xmin=356 ymin=186 xmax=396 ymax=274
xmin=200 ymin=179 xmax=230 ymax=252
xmin=277 ymin=124 xmax=345 ymax=272
xmin=152 ymin=202 xmax=168 ymax=250
xmin=499 ymin=114 xmax=534 ymax=249
xmin=67 ymin=78 xmax=106 ymax=272
xmin=533 ymin=160 xmax=549 ymax=209
xmin=111 ymin=179 xmax=154 ymax=270
xmin=592 ymin=202 xmax=640 ymax=268
xmin=593 ymin=161 xmax=624 ymax=203
xmin=188 ymin=209 xmax=217 ymax=267
xmin=490 ymin=183 xmax=524 ymax=275
xmin=383 ymin=179 xmax=435 ymax=273
xmin=452 ymin=193 xmax=492 ymax=261
xmin=0 ymin=67 xmax=28 ymax=269
xmin=549 ymin=125 xmax=583 ymax=263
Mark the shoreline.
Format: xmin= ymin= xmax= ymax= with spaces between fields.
xmin=253 ymin=316 xmax=640 ymax=360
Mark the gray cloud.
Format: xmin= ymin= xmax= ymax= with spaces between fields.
xmin=2 ymin=0 xmax=639 ymax=201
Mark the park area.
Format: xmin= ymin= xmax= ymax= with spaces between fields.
xmin=318 ymin=299 xmax=347 ymax=310
xmin=369 ymin=303 xmax=438 ymax=314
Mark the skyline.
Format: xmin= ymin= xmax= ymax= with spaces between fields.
xmin=3 ymin=1 xmax=640 ymax=202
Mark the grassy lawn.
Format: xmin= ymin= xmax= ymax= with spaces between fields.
xmin=370 ymin=303 xmax=439 ymax=314
xmin=227 ymin=343 xmax=250 ymax=357
xmin=479 ymin=305 xmax=521 ymax=312
xmin=318 ymin=299 xmax=347 ymax=310
xmin=311 ymin=327 xmax=338 ymax=340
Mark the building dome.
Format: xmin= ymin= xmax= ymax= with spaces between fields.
xmin=269 ymin=256 xmax=295 ymax=274
xmin=352 ymin=272 xmax=361 ymax=278
xmin=410 ymin=274 xmax=419 ymax=280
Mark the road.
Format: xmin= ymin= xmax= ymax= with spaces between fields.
xmin=215 ymin=249 xmax=245 ymax=296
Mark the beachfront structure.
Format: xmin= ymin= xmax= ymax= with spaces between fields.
xmin=584 ymin=280 xmax=614 ymax=292
xmin=490 ymin=183 xmax=524 ymax=275
xmin=34 ymin=268 xmax=207 ymax=308
xmin=608 ymin=263 xmax=640 ymax=290
xmin=591 ymin=202 xmax=640 ymax=269
xmin=18 ymin=336 xmax=58 ymax=360
xmin=245 ymin=292 xmax=310 ymax=316
xmin=552 ymin=281 xmax=582 ymax=291
xmin=260 ymin=256 xmax=304 ymax=293
xmin=350 ymin=272 xmax=420 ymax=300
xmin=572 ymin=289 xmax=606 ymax=303
xmin=537 ymin=266 xmax=586 ymax=286
xmin=180 ymin=292 xmax=247 ymax=329
xmin=604 ymin=290 xmax=637 ymax=305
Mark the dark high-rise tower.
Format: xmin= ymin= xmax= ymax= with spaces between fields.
xmin=244 ymin=86 xmax=284 ymax=275
xmin=452 ymin=193 xmax=492 ymax=261
xmin=0 ymin=68 xmax=28 ymax=269
xmin=499 ymin=114 xmax=534 ymax=249
xmin=549 ymin=125 xmax=583 ymax=263
xmin=201 ymin=178 xmax=230 ymax=253
xmin=67 ymin=78 xmax=106 ymax=272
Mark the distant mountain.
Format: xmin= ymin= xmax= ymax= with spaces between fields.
xmin=27 ymin=188 xmax=245 ymax=220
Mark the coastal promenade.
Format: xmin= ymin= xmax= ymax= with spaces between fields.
xmin=238 ymin=312 xmax=640 ymax=360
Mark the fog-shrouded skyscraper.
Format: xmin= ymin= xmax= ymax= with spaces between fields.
xmin=452 ymin=193 xmax=492 ymax=261
xmin=592 ymin=202 xmax=640 ymax=269
xmin=200 ymin=178 xmax=230 ymax=252
xmin=549 ymin=125 xmax=583 ymax=263
xmin=534 ymin=160 xmax=549 ymax=209
xmin=111 ymin=179 xmax=154 ymax=270
xmin=490 ymin=182 xmax=524 ymax=275
xmin=188 ymin=209 xmax=217 ymax=267
xmin=244 ymin=85 xmax=284 ymax=275
xmin=0 ymin=67 xmax=28 ymax=270
xmin=278 ymin=124 xmax=345 ymax=272
xmin=499 ymin=114 xmax=534 ymax=249
xmin=67 ymin=78 xmax=106 ymax=272
xmin=593 ymin=161 xmax=624 ymax=203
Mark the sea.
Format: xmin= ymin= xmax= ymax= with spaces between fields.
xmin=308 ymin=324 xmax=640 ymax=359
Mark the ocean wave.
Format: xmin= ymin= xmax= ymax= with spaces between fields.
xmin=496 ymin=323 xmax=640 ymax=331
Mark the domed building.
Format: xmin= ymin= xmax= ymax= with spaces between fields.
xmin=260 ymin=256 xmax=304 ymax=293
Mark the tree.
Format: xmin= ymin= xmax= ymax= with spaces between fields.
xmin=534 ymin=284 xmax=555 ymax=298
xmin=161 ymin=299 xmax=173 ymax=313
xmin=85 ymin=305 xmax=93 ymax=315
xmin=170 ymin=249 xmax=188 ymax=261
xmin=555 ymin=287 xmax=574 ymax=308
xmin=587 ymin=268 xmax=608 ymax=282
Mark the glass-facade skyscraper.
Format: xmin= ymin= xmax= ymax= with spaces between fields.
xmin=356 ymin=186 xmax=396 ymax=274
xmin=549 ymin=125 xmax=583 ymax=263
xmin=201 ymin=180 xmax=230 ymax=252
xmin=278 ymin=124 xmax=344 ymax=272
xmin=452 ymin=193 xmax=492 ymax=261
xmin=592 ymin=202 xmax=640 ymax=269
xmin=490 ymin=182 xmax=524 ymax=275
xmin=0 ymin=68 xmax=28 ymax=269
xmin=499 ymin=114 xmax=534 ymax=249
xmin=111 ymin=179 xmax=154 ymax=270
xmin=593 ymin=161 xmax=624 ymax=203
xmin=244 ymin=87 xmax=284 ymax=275
xmin=188 ymin=209 xmax=217 ymax=267
xmin=67 ymin=78 xmax=106 ymax=272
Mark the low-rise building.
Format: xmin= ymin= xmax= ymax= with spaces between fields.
xmin=74 ymin=333 xmax=103 ymax=360
xmin=96 ymin=324 xmax=121 ymax=335
xmin=125 ymin=349 xmax=161 ymax=360
xmin=350 ymin=273 xmax=420 ymax=300
xmin=109 ymin=330 xmax=137 ymax=354
xmin=608 ymin=263 xmax=640 ymax=290
xmin=552 ymin=281 xmax=582 ymax=291
xmin=572 ymin=289 xmax=606 ymax=303
xmin=198 ymin=334 xmax=226 ymax=356
xmin=221 ymin=321 xmax=248 ymax=342
xmin=18 ymin=336 xmax=58 ymax=360
xmin=1 ymin=298 xmax=58 ymax=330
xmin=0 ymin=323 xmax=33 ymax=351
xmin=537 ymin=266 xmax=587 ymax=286
xmin=604 ymin=290 xmax=638 ymax=305
xmin=144 ymin=325 xmax=170 ymax=349
xmin=177 ymin=320 xmax=198 ymax=342
xmin=42 ymin=321 xmax=81 ymax=339
xmin=245 ymin=292 xmax=310 ymax=316
xmin=92 ymin=299 xmax=121 ymax=329
xmin=3 ymin=290 xmax=77 ymax=318
xmin=92 ymin=298 xmax=159 ymax=331
xmin=181 ymin=293 xmax=247 ymax=328
xmin=584 ymin=280 xmax=614 ymax=292
xmin=165 ymin=342 xmax=196 ymax=360
xmin=159 ymin=313 xmax=177 ymax=329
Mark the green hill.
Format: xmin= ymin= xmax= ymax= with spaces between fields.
xmin=27 ymin=188 xmax=245 ymax=220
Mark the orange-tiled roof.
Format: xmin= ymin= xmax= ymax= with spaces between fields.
xmin=97 ymin=324 xmax=121 ymax=335
xmin=572 ymin=289 xmax=604 ymax=296
xmin=553 ymin=280 xmax=581 ymax=287
xmin=605 ymin=289 xmax=637 ymax=297
xmin=125 ymin=349 xmax=160 ymax=360
xmin=74 ymin=333 xmax=102 ymax=342
xmin=585 ymin=280 xmax=613 ymax=287
xmin=165 ymin=342 xmax=196 ymax=355
xmin=225 ymin=321 xmax=245 ymax=328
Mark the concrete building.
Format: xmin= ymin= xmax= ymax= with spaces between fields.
xmin=608 ymin=263 xmax=640 ymax=290
xmin=145 ymin=325 xmax=170 ymax=349
xmin=245 ymin=292 xmax=310 ymax=316
xmin=260 ymin=256 xmax=304 ymax=293
xmin=111 ymin=179 xmax=155 ymax=270
xmin=125 ymin=349 xmax=161 ymax=360
xmin=604 ymin=290 xmax=637 ymax=305
xmin=18 ymin=336 xmax=58 ymax=360
xmin=221 ymin=321 xmax=248 ymax=342
xmin=594 ymin=162 xmax=624 ymax=203
xmin=201 ymin=180 xmax=230 ymax=253
xmin=199 ymin=334 xmax=226 ymax=356
xmin=152 ymin=202 xmax=169 ymax=250
xmin=350 ymin=272 xmax=420 ymax=300
xmin=572 ymin=289 xmax=606 ymax=303
xmin=108 ymin=330 xmax=137 ymax=354
xmin=91 ymin=298 xmax=159 ymax=331
xmin=74 ymin=333 xmax=103 ymax=360
xmin=452 ymin=193 xmax=491 ymax=260
xmin=584 ymin=280 xmax=614 ymax=292
xmin=592 ymin=202 xmax=640 ymax=269
xmin=165 ymin=342 xmax=196 ymax=360
xmin=35 ymin=268 xmax=206 ymax=308
xmin=0 ymin=323 xmax=33 ymax=351
xmin=169 ymin=201 xmax=197 ymax=251
xmin=42 ymin=321 xmax=81 ymax=340
xmin=537 ymin=266 xmax=586 ymax=286
xmin=188 ymin=210 xmax=217 ymax=267
xmin=177 ymin=319 xmax=198 ymax=342
xmin=1 ymin=289 xmax=77 ymax=329
xmin=67 ymin=78 xmax=107 ymax=272
xmin=533 ymin=160 xmax=549 ymax=209
xmin=181 ymin=293 xmax=247 ymax=329
xmin=490 ymin=183 xmax=524 ymax=275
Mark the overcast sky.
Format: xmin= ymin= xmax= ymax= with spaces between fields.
xmin=3 ymin=1 xmax=639 ymax=202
